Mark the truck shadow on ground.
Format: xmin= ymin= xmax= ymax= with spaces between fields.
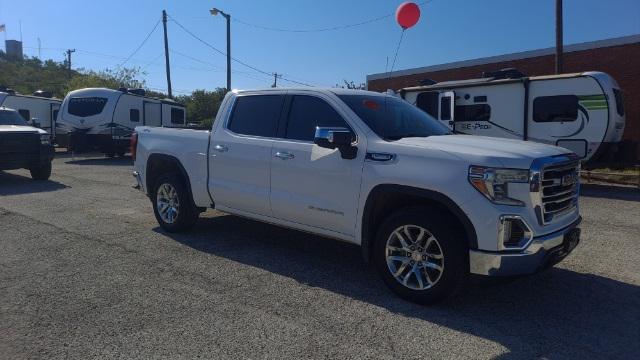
xmin=580 ymin=183 xmax=640 ymax=202
xmin=64 ymin=156 xmax=132 ymax=167
xmin=0 ymin=171 xmax=69 ymax=195
xmin=158 ymin=214 xmax=640 ymax=359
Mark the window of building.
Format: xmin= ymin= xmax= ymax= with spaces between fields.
xmin=170 ymin=107 xmax=184 ymax=124
xmin=18 ymin=109 xmax=30 ymax=122
xmin=130 ymin=109 xmax=140 ymax=122
xmin=454 ymin=104 xmax=491 ymax=122
xmin=533 ymin=95 xmax=578 ymax=122
xmin=68 ymin=97 xmax=108 ymax=117
xmin=285 ymin=96 xmax=351 ymax=142
xmin=227 ymin=95 xmax=284 ymax=137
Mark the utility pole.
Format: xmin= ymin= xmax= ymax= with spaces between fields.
xmin=65 ymin=49 xmax=76 ymax=78
xmin=162 ymin=10 xmax=173 ymax=98
xmin=555 ymin=0 xmax=563 ymax=74
xmin=271 ymin=73 xmax=281 ymax=88
xmin=210 ymin=8 xmax=231 ymax=91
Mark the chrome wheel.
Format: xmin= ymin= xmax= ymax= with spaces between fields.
xmin=385 ymin=225 xmax=444 ymax=290
xmin=156 ymin=183 xmax=180 ymax=224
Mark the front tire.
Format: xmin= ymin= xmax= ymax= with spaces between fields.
xmin=30 ymin=162 xmax=52 ymax=181
xmin=373 ymin=207 xmax=468 ymax=305
xmin=151 ymin=173 xmax=198 ymax=232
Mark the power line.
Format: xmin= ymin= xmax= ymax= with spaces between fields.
xmin=118 ymin=19 xmax=161 ymax=68
xmin=231 ymin=0 xmax=433 ymax=33
xmin=168 ymin=15 xmax=314 ymax=87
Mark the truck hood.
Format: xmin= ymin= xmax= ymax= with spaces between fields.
xmin=0 ymin=125 xmax=47 ymax=134
xmin=393 ymin=134 xmax=570 ymax=168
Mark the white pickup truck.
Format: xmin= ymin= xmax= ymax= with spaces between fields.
xmin=132 ymin=88 xmax=582 ymax=304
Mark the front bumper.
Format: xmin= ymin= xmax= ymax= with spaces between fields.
xmin=0 ymin=145 xmax=54 ymax=170
xmin=469 ymin=217 xmax=581 ymax=276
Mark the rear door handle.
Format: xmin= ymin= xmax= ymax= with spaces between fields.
xmin=274 ymin=151 xmax=294 ymax=160
xmin=213 ymin=144 xmax=228 ymax=153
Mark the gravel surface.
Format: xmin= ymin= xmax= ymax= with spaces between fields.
xmin=1 ymin=154 xmax=639 ymax=359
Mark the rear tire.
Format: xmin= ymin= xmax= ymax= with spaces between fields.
xmin=30 ymin=162 xmax=52 ymax=181
xmin=373 ymin=206 xmax=468 ymax=305
xmin=151 ymin=173 xmax=198 ymax=232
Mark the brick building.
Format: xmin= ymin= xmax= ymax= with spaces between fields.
xmin=367 ymin=35 xmax=640 ymax=161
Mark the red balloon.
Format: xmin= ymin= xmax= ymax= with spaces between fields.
xmin=396 ymin=2 xmax=421 ymax=29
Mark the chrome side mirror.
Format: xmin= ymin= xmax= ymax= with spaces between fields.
xmin=314 ymin=127 xmax=357 ymax=159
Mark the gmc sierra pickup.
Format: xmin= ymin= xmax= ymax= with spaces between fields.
xmin=0 ymin=107 xmax=54 ymax=180
xmin=132 ymin=88 xmax=581 ymax=304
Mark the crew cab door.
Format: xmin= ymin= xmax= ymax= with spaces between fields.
xmin=269 ymin=94 xmax=364 ymax=237
xmin=438 ymin=91 xmax=455 ymax=131
xmin=208 ymin=93 xmax=285 ymax=216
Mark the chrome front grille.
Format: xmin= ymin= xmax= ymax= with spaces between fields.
xmin=540 ymin=160 xmax=580 ymax=224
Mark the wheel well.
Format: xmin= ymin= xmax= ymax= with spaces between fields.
xmin=146 ymin=154 xmax=192 ymax=198
xmin=361 ymin=185 xmax=477 ymax=262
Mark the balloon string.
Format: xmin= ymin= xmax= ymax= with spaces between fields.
xmin=387 ymin=29 xmax=406 ymax=79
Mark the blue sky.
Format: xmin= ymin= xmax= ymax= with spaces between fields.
xmin=1 ymin=0 xmax=639 ymax=94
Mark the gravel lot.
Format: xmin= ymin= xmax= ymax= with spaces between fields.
xmin=1 ymin=153 xmax=639 ymax=359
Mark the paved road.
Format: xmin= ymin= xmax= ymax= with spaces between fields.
xmin=1 ymin=154 xmax=639 ymax=359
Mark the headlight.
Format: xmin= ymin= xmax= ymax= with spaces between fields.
xmin=40 ymin=134 xmax=51 ymax=145
xmin=468 ymin=166 xmax=529 ymax=206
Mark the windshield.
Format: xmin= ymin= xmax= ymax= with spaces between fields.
xmin=338 ymin=94 xmax=451 ymax=140
xmin=0 ymin=110 xmax=28 ymax=126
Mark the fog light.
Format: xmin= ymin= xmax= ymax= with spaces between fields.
xmin=498 ymin=215 xmax=533 ymax=249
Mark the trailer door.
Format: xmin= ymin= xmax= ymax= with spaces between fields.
xmin=438 ymin=91 xmax=455 ymax=131
xmin=49 ymin=103 xmax=60 ymax=139
xmin=143 ymin=101 xmax=162 ymax=127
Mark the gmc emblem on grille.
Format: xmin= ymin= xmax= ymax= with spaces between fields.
xmin=562 ymin=173 xmax=577 ymax=186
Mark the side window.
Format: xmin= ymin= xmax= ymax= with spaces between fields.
xmin=68 ymin=97 xmax=108 ymax=117
xmin=533 ymin=95 xmax=578 ymax=122
xmin=170 ymin=107 xmax=184 ymax=124
xmin=18 ymin=109 xmax=30 ymax=121
xmin=613 ymin=89 xmax=624 ymax=116
xmin=440 ymin=97 xmax=451 ymax=121
xmin=285 ymin=95 xmax=350 ymax=142
xmin=227 ymin=95 xmax=283 ymax=137
xmin=454 ymin=104 xmax=491 ymax=122
xmin=130 ymin=109 xmax=140 ymax=122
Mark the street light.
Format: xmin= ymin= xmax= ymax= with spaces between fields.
xmin=210 ymin=7 xmax=231 ymax=91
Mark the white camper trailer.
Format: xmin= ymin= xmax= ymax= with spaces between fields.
xmin=400 ymin=70 xmax=625 ymax=163
xmin=56 ymin=87 xmax=186 ymax=156
xmin=0 ymin=89 xmax=62 ymax=136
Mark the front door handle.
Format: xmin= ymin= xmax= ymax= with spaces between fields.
xmin=274 ymin=151 xmax=294 ymax=160
xmin=213 ymin=144 xmax=228 ymax=153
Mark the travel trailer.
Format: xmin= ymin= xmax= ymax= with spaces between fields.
xmin=400 ymin=70 xmax=625 ymax=163
xmin=56 ymin=87 xmax=186 ymax=156
xmin=0 ymin=88 xmax=62 ymax=137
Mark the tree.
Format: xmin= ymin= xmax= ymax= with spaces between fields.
xmin=335 ymin=79 xmax=366 ymax=90
xmin=65 ymin=67 xmax=147 ymax=93
xmin=176 ymin=88 xmax=227 ymax=126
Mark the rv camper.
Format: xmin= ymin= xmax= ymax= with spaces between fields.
xmin=0 ymin=88 xmax=62 ymax=136
xmin=400 ymin=70 xmax=625 ymax=163
xmin=56 ymin=87 xmax=186 ymax=156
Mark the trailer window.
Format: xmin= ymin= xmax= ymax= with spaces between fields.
xmin=227 ymin=95 xmax=283 ymax=137
xmin=68 ymin=97 xmax=108 ymax=117
xmin=18 ymin=109 xmax=30 ymax=121
xmin=533 ymin=95 xmax=578 ymax=122
xmin=170 ymin=108 xmax=185 ymax=124
xmin=130 ymin=109 xmax=140 ymax=122
xmin=613 ymin=89 xmax=624 ymax=116
xmin=416 ymin=92 xmax=439 ymax=118
xmin=440 ymin=97 xmax=451 ymax=121
xmin=454 ymin=104 xmax=491 ymax=122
